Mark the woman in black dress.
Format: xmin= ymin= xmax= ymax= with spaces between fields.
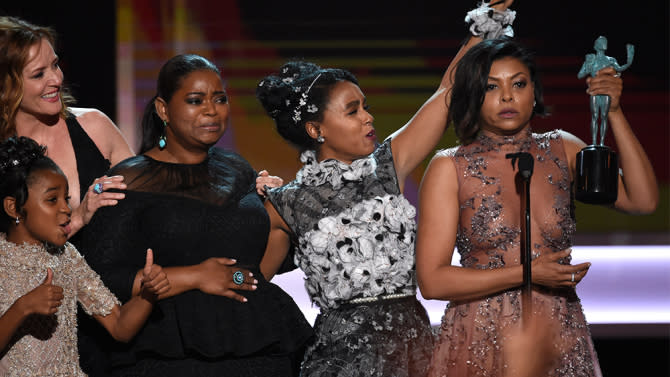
xmin=78 ymin=54 xmax=313 ymax=377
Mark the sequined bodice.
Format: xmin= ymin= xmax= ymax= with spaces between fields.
xmin=0 ymin=235 xmax=119 ymax=376
xmin=268 ymin=140 xmax=418 ymax=310
xmin=442 ymin=128 xmax=575 ymax=269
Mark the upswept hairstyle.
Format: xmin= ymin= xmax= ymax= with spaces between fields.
xmin=140 ymin=54 xmax=221 ymax=153
xmin=255 ymin=61 xmax=359 ymax=151
xmin=449 ymin=37 xmax=548 ymax=145
xmin=0 ymin=16 xmax=75 ymax=140
xmin=0 ymin=136 xmax=62 ymax=232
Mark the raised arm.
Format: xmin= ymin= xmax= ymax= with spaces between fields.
xmin=389 ymin=0 xmax=514 ymax=187
xmin=415 ymin=154 xmax=589 ymax=301
xmin=564 ymin=67 xmax=658 ymax=213
xmin=612 ymin=44 xmax=635 ymax=72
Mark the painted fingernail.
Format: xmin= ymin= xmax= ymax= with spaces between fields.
xmin=253 ymin=279 xmax=258 ymax=284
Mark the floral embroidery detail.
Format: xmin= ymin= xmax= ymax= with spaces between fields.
xmin=296 ymin=195 xmax=417 ymax=309
xmin=296 ymin=149 xmax=378 ymax=189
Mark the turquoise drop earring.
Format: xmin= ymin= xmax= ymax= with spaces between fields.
xmin=159 ymin=120 xmax=168 ymax=150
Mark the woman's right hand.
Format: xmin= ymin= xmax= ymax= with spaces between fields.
xmin=19 ymin=268 xmax=63 ymax=316
xmin=531 ymin=249 xmax=591 ymax=289
xmin=70 ymin=175 xmax=127 ymax=237
xmin=196 ymin=257 xmax=258 ymax=303
xmin=80 ymin=175 xmax=127 ymax=224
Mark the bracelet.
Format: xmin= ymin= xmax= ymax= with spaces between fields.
xmin=465 ymin=1 xmax=516 ymax=40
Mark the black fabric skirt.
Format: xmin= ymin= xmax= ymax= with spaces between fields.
xmin=109 ymin=350 xmax=305 ymax=377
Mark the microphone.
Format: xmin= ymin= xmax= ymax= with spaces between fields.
xmin=506 ymin=152 xmax=534 ymax=180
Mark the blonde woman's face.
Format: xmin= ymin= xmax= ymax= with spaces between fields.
xmin=18 ymin=39 xmax=64 ymax=119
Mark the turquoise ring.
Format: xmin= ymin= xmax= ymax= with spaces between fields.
xmin=93 ymin=183 xmax=104 ymax=194
xmin=232 ymin=270 xmax=244 ymax=285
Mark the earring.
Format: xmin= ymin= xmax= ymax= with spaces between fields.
xmin=158 ymin=120 xmax=168 ymax=150
xmin=15 ymin=216 xmax=19 ymax=225
xmin=317 ymin=135 xmax=325 ymax=143
xmin=533 ymin=100 xmax=537 ymax=107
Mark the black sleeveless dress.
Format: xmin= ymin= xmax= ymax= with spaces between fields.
xmin=78 ymin=148 xmax=313 ymax=377
xmin=66 ymin=114 xmax=112 ymax=205
xmin=64 ymin=113 xmax=116 ymax=376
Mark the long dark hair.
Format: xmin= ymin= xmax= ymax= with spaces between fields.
xmin=449 ymin=37 xmax=548 ymax=145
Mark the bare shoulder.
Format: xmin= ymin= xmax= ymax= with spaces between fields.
xmin=555 ymin=129 xmax=586 ymax=152
xmin=423 ymin=148 xmax=458 ymax=183
xmin=70 ymin=107 xmax=133 ymax=164
xmin=435 ymin=146 xmax=459 ymax=159
xmin=70 ymin=107 xmax=116 ymax=130
xmin=554 ymin=129 xmax=587 ymax=174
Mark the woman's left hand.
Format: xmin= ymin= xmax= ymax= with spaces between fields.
xmin=586 ymin=67 xmax=623 ymax=112
xmin=255 ymin=170 xmax=283 ymax=197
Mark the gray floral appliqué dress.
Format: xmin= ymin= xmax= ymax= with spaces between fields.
xmin=268 ymin=140 xmax=434 ymax=377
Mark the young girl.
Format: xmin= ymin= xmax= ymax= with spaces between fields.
xmin=0 ymin=136 xmax=170 ymax=376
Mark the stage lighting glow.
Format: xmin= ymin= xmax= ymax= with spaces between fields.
xmin=272 ymin=245 xmax=670 ymax=326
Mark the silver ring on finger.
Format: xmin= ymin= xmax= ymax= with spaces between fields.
xmin=232 ymin=270 xmax=244 ymax=286
xmin=93 ymin=182 xmax=104 ymax=194
xmin=571 ymin=272 xmax=575 ymax=283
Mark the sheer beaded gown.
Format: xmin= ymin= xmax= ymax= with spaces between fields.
xmin=78 ymin=148 xmax=313 ymax=377
xmin=268 ymin=140 xmax=434 ymax=377
xmin=427 ymin=128 xmax=602 ymax=377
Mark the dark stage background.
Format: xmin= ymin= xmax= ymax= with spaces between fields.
xmin=2 ymin=1 xmax=668 ymax=375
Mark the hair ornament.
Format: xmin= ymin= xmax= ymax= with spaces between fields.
xmin=291 ymin=73 xmax=322 ymax=124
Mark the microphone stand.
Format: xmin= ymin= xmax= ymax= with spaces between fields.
xmin=506 ymin=152 xmax=534 ymax=326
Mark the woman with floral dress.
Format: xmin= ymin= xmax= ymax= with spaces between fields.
xmin=255 ymin=2 xmax=516 ymax=375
